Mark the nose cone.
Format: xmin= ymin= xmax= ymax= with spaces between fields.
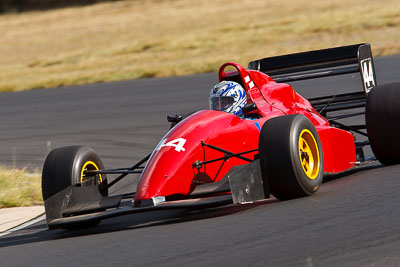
xmin=134 ymin=110 xmax=245 ymax=201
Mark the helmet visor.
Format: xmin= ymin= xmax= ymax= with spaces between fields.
xmin=210 ymin=96 xmax=234 ymax=111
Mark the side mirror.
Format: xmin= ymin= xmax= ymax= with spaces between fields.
xmin=241 ymin=103 xmax=257 ymax=113
xmin=167 ymin=114 xmax=183 ymax=129
xmin=167 ymin=114 xmax=183 ymax=123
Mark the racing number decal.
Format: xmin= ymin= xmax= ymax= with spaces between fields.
xmin=158 ymin=138 xmax=187 ymax=152
xmin=360 ymin=58 xmax=375 ymax=93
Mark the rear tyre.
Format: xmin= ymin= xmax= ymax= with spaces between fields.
xmin=259 ymin=115 xmax=324 ymax=200
xmin=366 ymin=82 xmax=400 ymax=165
xmin=42 ymin=145 xmax=108 ymax=201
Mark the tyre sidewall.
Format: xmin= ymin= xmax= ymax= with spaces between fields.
xmin=71 ymin=146 xmax=106 ymax=185
xmin=289 ymin=116 xmax=324 ymax=195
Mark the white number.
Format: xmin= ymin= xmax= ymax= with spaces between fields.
xmin=158 ymin=138 xmax=187 ymax=152
xmin=361 ymin=58 xmax=375 ymax=92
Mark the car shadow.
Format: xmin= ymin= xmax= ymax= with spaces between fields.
xmin=0 ymin=163 xmax=383 ymax=249
xmin=0 ymin=198 xmax=278 ymax=249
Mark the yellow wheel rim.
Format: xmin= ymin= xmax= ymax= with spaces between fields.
xmin=81 ymin=161 xmax=103 ymax=183
xmin=298 ymin=129 xmax=320 ymax=180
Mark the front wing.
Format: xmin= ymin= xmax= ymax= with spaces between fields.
xmin=45 ymin=160 xmax=268 ymax=229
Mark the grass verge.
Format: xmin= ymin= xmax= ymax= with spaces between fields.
xmin=0 ymin=167 xmax=42 ymax=208
xmin=0 ymin=0 xmax=400 ymax=92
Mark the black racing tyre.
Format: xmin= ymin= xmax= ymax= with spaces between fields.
xmin=259 ymin=115 xmax=324 ymax=200
xmin=42 ymin=145 xmax=108 ymax=201
xmin=366 ymin=82 xmax=400 ymax=165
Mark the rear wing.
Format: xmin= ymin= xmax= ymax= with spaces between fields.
xmin=249 ymin=44 xmax=378 ymax=142
xmin=248 ymin=43 xmax=376 ymax=94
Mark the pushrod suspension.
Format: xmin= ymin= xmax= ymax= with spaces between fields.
xmin=201 ymin=141 xmax=254 ymax=162
xmin=94 ymin=153 xmax=151 ymax=192
xmin=193 ymin=141 xmax=257 ymax=169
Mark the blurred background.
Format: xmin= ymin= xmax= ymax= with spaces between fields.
xmin=1 ymin=0 xmax=399 ymax=93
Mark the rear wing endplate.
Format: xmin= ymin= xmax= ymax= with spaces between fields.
xmin=248 ymin=43 xmax=376 ymax=94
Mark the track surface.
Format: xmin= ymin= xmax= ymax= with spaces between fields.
xmin=1 ymin=55 xmax=400 ymax=266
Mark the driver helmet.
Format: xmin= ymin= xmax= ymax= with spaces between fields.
xmin=209 ymin=81 xmax=247 ymax=116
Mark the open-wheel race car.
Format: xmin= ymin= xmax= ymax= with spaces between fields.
xmin=42 ymin=43 xmax=400 ymax=229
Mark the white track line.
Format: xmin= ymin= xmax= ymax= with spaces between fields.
xmin=0 ymin=214 xmax=46 ymax=238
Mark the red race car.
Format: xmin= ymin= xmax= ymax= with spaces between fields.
xmin=41 ymin=43 xmax=400 ymax=229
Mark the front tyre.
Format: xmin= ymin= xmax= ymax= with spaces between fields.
xmin=41 ymin=145 xmax=108 ymax=201
xmin=259 ymin=115 xmax=324 ymax=200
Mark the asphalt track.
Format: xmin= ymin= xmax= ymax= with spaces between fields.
xmin=1 ymin=55 xmax=400 ymax=266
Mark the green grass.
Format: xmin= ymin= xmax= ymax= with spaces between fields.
xmin=0 ymin=0 xmax=399 ymax=92
xmin=0 ymin=167 xmax=42 ymax=208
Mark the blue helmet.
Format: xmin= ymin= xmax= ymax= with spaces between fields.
xmin=209 ymin=81 xmax=247 ymax=116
